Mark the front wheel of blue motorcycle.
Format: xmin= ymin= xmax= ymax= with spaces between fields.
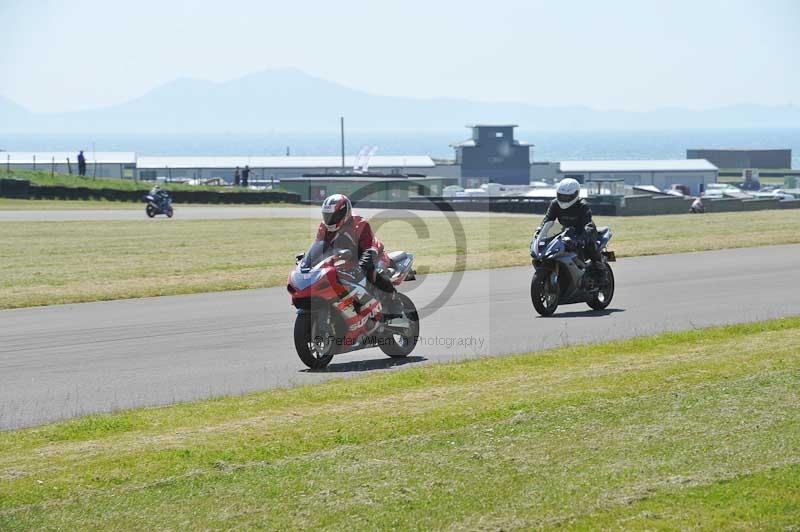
xmin=531 ymin=271 xmax=559 ymax=317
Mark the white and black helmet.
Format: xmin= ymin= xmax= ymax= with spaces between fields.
xmin=556 ymin=178 xmax=581 ymax=209
xmin=321 ymin=194 xmax=352 ymax=232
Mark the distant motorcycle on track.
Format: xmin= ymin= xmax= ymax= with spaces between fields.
xmin=529 ymin=221 xmax=616 ymax=316
xmin=144 ymin=189 xmax=173 ymax=218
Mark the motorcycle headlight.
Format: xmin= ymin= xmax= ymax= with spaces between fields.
xmin=290 ymin=269 xmax=323 ymax=291
xmin=544 ymin=239 xmax=564 ymax=257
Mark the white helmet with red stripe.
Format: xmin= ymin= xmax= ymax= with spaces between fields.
xmin=321 ymin=194 xmax=352 ymax=232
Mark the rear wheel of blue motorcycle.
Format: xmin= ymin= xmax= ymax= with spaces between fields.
xmin=587 ymin=264 xmax=615 ymax=310
xmin=379 ymin=293 xmax=420 ymax=358
xmin=531 ymin=271 xmax=560 ymax=316
xmin=294 ymin=313 xmax=335 ymax=370
xmin=166 ymin=207 xmax=174 ymax=218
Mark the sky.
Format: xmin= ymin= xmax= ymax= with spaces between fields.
xmin=1 ymin=0 xmax=798 ymax=113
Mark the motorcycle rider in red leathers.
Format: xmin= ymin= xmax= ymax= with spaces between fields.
xmin=316 ymin=194 xmax=403 ymax=317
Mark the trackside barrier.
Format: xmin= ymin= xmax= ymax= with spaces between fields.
xmin=0 ymin=179 xmax=31 ymax=198
xmin=349 ymin=195 xmax=800 ymax=216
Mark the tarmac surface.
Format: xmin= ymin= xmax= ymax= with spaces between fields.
xmin=1 ymin=244 xmax=799 ymax=429
xmin=0 ymin=205 xmax=520 ymax=222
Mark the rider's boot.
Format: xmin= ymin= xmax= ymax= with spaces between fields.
xmin=373 ymin=273 xmax=404 ymax=319
xmin=382 ymin=291 xmax=404 ymax=319
xmin=585 ymin=247 xmax=608 ymax=285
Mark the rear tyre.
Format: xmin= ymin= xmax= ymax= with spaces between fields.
xmin=587 ymin=264 xmax=615 ymax=310
xmin=145 ymin=205 xmax=156 ymax=218
xmin=379 ymin=293 xmax=420 ymax=358
xmin=531 ymin=270 xmax=559 ymax=316
xmin=166 ymin=207 xmax=174 ymax=218
xmin=294 ymin=313 xmax=335 ymax=370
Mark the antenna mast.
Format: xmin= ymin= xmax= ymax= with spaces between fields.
xmin=340 ymin=117 xmax=345 ymax=170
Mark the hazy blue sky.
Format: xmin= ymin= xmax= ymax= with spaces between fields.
xmin=1 ymin=0 xmax=798 ymax=113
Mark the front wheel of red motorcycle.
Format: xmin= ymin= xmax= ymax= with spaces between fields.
xmin=294 ymin=312 xmax=335 ymax=370
xmin=379 ymin=293 xmax=420 ymax=358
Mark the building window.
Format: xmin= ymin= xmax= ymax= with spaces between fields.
xmin=495 ymin=132 xmax=503 ymax=138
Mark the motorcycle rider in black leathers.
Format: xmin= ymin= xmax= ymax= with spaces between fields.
xmin=535 ymin=178 xmax=604 ymax=278
xmin=149 ymin=185 xmax=171 ymax=209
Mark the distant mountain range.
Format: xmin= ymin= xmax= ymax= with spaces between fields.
xmin=2 ymin=68 xmax=799 ymax=133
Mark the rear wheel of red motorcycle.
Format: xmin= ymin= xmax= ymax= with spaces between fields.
xmin=380 ymin=293 xmax=420 ymax=358
xmin=294 ymin=313 xmax=335 ymax=369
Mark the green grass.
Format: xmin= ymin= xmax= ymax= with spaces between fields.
xmin=1 ymin=317 xmax=798 ymax=529
xmin=2 ymin=209 xmax=800 ymax=309
xmin=0 ymin=198 xmax=300 ymax=210
xmin=3 ymin=169 xmax=281 ymax=194
xmin=0 ymin=198 xmax=141 ymax=209
xmin=718 ymin=176 xmax=786 ymax=186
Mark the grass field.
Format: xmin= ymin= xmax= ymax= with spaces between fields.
xmin=0 ymin=198 xmax=300 ymax=210
xmin=0 ymin=317 xmax=798 ymax=529
xmin=0 ymin=198 xmax=141 ymax=210
xmin=2 ymin=209 xmax=800 ymax=309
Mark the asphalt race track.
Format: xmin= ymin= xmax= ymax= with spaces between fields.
xmin=1 ymin=244 xmax=799 ymax=429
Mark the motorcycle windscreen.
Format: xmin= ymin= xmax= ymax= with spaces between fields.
xmin=532 ymin=221 xmax=566 ymax=257
xmin=540 ymin=221 xmax=566 ymax=239
xmin=299 ymin=240 xmax=332 ymax=270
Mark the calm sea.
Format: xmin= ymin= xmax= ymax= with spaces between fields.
xmin=1 ymin=129 xmax=798 ymax=168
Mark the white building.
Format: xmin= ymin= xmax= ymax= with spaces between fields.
xmin=1 ymin=151 xmax=136 ymax=178
xmin=558 ymin=159 xmax=718 ymax=195
xmin=135 ymin=155 xmax=437 ymax=182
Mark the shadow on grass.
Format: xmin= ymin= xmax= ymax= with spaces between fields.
xmin=303 ymin=355 xmax=428 ymax=373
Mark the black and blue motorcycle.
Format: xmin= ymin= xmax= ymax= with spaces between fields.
xmin=144 ymin=190 xmax=174 ymax=218
xmin=529 ymin=221 xmax=616 ymax=316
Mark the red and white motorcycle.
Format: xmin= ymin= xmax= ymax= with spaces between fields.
xmin=287 ymin=240 xmax=419 ymax=369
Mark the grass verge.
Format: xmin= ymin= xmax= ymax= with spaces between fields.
xmin=2 ymin=209 xmax=800 ymax=309
xmin=1 ymin=317 xmax=798 ymax=529
xmin=0 ymin=198 xmax=300 ymax=210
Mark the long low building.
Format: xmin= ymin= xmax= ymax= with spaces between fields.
xmin=135 ymin=155 xmax=437 ymax=182
xmin=687 ymin=148 xmax=791 ymax=170
xmin=0 ymin=152 xmax=438 ymax=183
xmin=558 ymin=159 xmax=719 ymax=195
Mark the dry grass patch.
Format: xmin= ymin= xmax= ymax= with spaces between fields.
xmin=2 ymin=209 xmax=799 ymax=309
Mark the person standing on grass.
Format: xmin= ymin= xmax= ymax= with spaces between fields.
xmin=234 ymin=166 xmax=241 ymax=187
xmin=77 ymin=150 xmax=86 ymax=176
xmin=242 ymin=165 xmax=250 ymax=187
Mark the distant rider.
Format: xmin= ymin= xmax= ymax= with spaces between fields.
xmin=315 ymin=194 xmax=403 ymax=317
xmin=149 ymin=185 xmax=170 ymax=207
xmin=690 ymin=196 xmax=705 ymax=214
xmin=534 ymin=178 xmax=604 ymax=275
